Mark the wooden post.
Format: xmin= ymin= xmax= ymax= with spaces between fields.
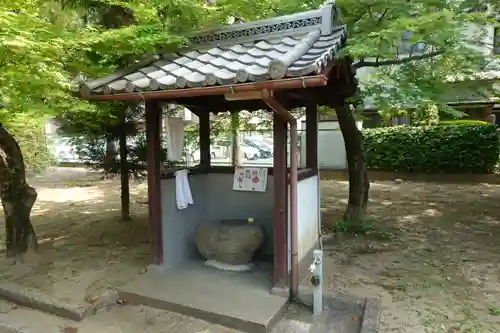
xmin=199 ymin=111 xmax=211 ymax=167
xmin=145 ymin=100 xmax=163 ymax=265
xmin=305 ymin=104 xmax=318 ymax=169
xmin=119 ymin=112 xmax=131 ymax=221
xmin=273 ymin=113 xmax=288 ymax=288
xmin=231 ymin=112 xmax=242 ymax=166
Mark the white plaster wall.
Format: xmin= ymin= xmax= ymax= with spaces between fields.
xmin=297 ymin=175 xmax=320 ymax=262
xmin=287 ymin=174 xmax=320 ymax=272
xmin=162 ymin=171 xmax=320 ymax=272
xmin=161 ymin=173 xmax=275 ymax=269
xmin=461 ymin=23 xmax=495 ymax=55
xmin=317 ymin=121 xmax=363 ymax=169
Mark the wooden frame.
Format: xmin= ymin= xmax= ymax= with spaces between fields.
xmin=145 ymin=100 xmax=163 ymax=265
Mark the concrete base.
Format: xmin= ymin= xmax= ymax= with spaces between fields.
xmin=0 ymin=282 xmax=88 ymax=321
xmin=273 ymin=291 xmax=366 ymax=333
xmin=290 ymin=283 xmax=381 ymax=333
xmin=119 ymin=261 xmax=288 ymax=333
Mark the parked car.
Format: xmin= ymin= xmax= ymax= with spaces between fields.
xmin=240 ymin=143 xmax=261 ymax=160
xmin=262 ymin=138 xmax=273 ymax=146
xmin=241 ymin=137 xmax=272 ymax=158
xmin=49 ymin=136 xmax=83 ymax=163
xmin=188 ymin=141 xmax=228 ymax=163
xmin=251 ymin=138 xmax=273 ymax=156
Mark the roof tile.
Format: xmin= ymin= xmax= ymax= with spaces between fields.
xmin=82 ymin=1 xmax=347 ymax=96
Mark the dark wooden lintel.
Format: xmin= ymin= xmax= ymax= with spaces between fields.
xmin=159 ymin=165 xmax=317 ymax=181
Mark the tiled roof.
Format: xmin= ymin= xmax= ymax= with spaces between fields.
xmin=81 ymin=1 xmax=347 ymax=96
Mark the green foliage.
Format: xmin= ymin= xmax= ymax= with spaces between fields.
xmin=489 ymin=306 xmax=500 ymax=316
xmin=71 ymin=134 xmax=180 ymax=179
xmin=7 ymin=121 xmax=54 ymax=173
xmin=412 ymin=103 xmax=440 ymax=126
xmin=1 ymin=0 xmax=498 ymax=177
xmin=0 ymin=0 xmax=94 ymax=176
xmin=332 ymin=219 xmax=372 ymax=235
xmin=363 ymin=124 xmax=500 ymax=173
xmin=0 ymin=0 xmax=93 ymax=115
xmin=439 ymin=120 xmax=489 ymax=126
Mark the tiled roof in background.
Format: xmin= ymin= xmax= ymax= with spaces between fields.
xmin=82 ymin=1 xmax=347 ymax=96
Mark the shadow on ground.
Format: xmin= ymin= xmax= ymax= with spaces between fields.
xmin=0 ymin=168 xmax=151 ymax=304
xmin=2 ymin=168 xmax=499 ymax=333
xmin=320 ymin=180 xmax=500 ymax=333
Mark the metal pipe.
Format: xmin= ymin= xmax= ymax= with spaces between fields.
xmin=81 ymin=75 xmax=328 ymax=101
xmin=289 ymin=120 xmax=299 ymax=299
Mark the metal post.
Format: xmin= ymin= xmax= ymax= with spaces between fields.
xmin=311 ymin=249 xmax=323 ymax=315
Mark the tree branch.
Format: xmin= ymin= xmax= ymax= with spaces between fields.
xmin=352 ymin=51 xmax=443 ymax=69
xmin=376 ymin=9 xmax=389 ymax=26
xmin=350 ymin=9 xmax=369 ymax=25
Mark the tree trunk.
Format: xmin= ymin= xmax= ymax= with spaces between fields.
xmin=0 ymin=125 xmax=38 ymax=258
xmin=231 ymin=112 xmax=242 ymax=166
xmin=3 ymin=185 xmax=38 ymax=258
xmin=119 ymin=117 xmax=131 ymax=221
xmin=335 ymin=103 xmax=370 ymax=222
xmin=104 ymin=136 xmax=117 ymax=179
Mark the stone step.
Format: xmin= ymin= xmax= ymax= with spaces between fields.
xmin=0 ymin=282 xmax=121 ymax=322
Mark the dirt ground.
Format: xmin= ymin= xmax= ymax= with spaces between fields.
xmin=321 ymin=180 xmax=500 ymax=333
xmin=0 ymin=168 xmax=498 ymax=332
xmin=0 ymin=167 xmax=151 ymax=304
xmin=0 ymin=168 xmax=243 ymax=333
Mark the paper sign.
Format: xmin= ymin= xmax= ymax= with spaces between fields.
xmin=232 ymin=167 xmax=268 ymax=192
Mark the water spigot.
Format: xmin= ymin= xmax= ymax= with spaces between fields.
xmin=310 ymin=275 xmax=320 ymax=287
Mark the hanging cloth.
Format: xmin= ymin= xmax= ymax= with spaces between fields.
xmin=174 ymin=169 xmax=193 ymax=210
xmin=165 ymin=117 xmax=185 ymax=161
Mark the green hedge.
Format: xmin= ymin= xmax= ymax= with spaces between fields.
xmin=439 ymin=120 xmax=488 ymax=126
xmin=362 ymin=124 xmax=500 ymax=173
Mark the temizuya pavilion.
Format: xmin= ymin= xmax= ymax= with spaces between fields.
xmin=78 ymin=1 xmax=356 ymax=332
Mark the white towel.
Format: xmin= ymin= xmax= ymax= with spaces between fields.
xmin=174 ymin=169 xmax=193 ymax=210
xmin=165 ymin=117 xmax=185 ymax=161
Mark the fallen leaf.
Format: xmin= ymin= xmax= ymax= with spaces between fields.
xmin=62 ymin=327 xmax=79 ymax=333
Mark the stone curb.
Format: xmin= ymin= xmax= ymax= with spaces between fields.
xmin=0 ymin=320 xmax=58 ymax=333
xmin=0 ymin=282 xmax=88 ymax=321
xmin=0 ymin=321 xmax=19 ymax=333
xmin=359 ymin=298 xmax=381 ymax=333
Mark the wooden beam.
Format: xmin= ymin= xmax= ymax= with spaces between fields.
xmin=145 ymin=100 xmax=163 ymax=265
xmin=305 ymin=103 xmax=318 ymax=169
xmin=262 ymin=90 xmax=296 ymax=124
xmin=172 ymin=96 xmax=267 ymax=113
xmin=84 ymin=75 xmax=328 ymax=101
xmin=273 ymin=113 xmax=288 ymax=288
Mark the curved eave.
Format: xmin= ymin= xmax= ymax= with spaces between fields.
xmin=80 ymin=74 xmax=329 ymax=102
